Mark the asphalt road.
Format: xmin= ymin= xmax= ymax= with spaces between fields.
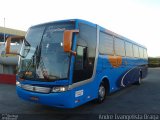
xmin=0 ymin=68 xmax=160 ymax=120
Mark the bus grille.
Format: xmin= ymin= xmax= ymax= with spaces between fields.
xmin=21 ymin=84 xmax=51 ymax=93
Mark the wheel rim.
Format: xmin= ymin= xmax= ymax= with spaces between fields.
xmin=99 ymin=85 xmax=105 ymax=100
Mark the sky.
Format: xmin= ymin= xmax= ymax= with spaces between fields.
xmin=0 ymin=0 xmax=160 ymax=57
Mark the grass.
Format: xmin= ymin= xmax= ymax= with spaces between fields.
xmin=148 ymin=57 xmax=160 ymax=67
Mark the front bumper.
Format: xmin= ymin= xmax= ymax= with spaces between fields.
xmin=16 ymin=86 xmax=75 ymax=108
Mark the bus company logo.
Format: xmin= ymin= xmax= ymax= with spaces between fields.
xmin=49 ymin=27 xmax=66 ymax=32
xmin=53 ymin=28 xmax=66 ymax=32
xmin=108 ymin=55 xmax=122 ymax=68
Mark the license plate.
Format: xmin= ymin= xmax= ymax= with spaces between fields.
xmin=30 ymin=96 xmax=39 ymax=101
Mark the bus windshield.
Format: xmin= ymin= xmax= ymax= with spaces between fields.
xmin=18 ymin=22 xmax=74 ymax=81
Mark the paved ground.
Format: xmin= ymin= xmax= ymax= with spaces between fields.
xmin=0 ymin=68 xmax=160 ymax=120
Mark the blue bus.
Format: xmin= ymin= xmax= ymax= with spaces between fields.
xmin=13 ymin=19 xmax=148 ymax=108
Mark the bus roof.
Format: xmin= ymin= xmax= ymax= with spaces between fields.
xmin=30 ymin=19 xmax=147 ymax=49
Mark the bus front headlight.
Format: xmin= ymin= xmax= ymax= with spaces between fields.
xmin=16 ymin=81 xmax=21 ymax=87
xmin=52 ymin=86 xmax=68 ymax=92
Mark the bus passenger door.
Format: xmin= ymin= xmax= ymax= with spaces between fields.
xmin=73 ymin=46 xmax=91 ymax=83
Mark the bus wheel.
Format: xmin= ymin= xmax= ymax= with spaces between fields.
xmin=96 ymin=82 xmax=106 ymax=103
xmin=135 ymin=74 xmax=142 ymax=85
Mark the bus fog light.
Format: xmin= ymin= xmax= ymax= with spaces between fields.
xmin=16 ymin=81 xmax=21 ymax=87
xmin=52 ymin=86 xmax=68 ymax=92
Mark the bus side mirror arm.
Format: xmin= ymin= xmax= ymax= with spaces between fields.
xmin=70 ymin=51 xmax=77 ymax=56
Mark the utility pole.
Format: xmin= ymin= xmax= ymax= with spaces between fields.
xmin=3 ymin=17 xmax=5 ymax=42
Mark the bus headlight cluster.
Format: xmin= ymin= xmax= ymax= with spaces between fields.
xmin=52 ymin=86 xmax=68 ymax=92
xmin=16 ymin=81 xmax=21 ymax=87
xmin=16 ymin=81 xmax=69 ymax=93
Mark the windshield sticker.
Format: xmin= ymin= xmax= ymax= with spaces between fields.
xmin=47 ymin=27 xmax=65 ymax=32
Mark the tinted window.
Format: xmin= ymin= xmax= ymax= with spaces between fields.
xmin=115 ymin=37 xmax=125 ymax=56
xmin=133 ymin=45 xmax=139 ymax=58
xmin=99 ymin=32 xmax=114 ymax=55
xmin=125 ymin=42 xmax=133 ymax=57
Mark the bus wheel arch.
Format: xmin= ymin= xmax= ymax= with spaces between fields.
xmin=96 ymin=77 xmax=110 ymax=103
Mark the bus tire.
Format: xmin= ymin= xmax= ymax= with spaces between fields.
xmin=135 ymin=71 xmax=142 ymax=85
xmin=96 ymin=81 xmax=107 ymax=103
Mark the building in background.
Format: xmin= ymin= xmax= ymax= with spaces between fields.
xmin=0 ymin=26 xmax=26 ymax=42
xmin=0 ymin=27 xmax=26 ymax=84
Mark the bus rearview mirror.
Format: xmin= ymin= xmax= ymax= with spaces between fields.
xmin=5 ymin=36 xmax=30 ymax=58
xmin=63 ymin=30 xmax=79 ymax=54
xmin=5 ymin=36 xmax=25 ymax=54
